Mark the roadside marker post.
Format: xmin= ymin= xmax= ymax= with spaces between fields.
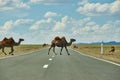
xmin=101 ymin=41 xmax=104 ymax=54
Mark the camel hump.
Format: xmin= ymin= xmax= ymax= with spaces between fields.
xmin=61 ymin=36 xmax=66 ymax=41
xmin=2 ymin=37 xmax=8 ymax=41
xmin=54 ymin=36 xmax=61 ymax=41
xmin=9 ymin=37 xmax=15 ymax=42
xmin=2 ymin=37 xmax=15 ymax=43
xmin=9 ymin=37 xmax=14 ymax=40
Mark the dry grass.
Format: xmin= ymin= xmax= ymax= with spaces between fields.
xmin=0 ymin=44 xmax=48 ymax=58
xmin=71 ymin=44 xmax=120 ymax=64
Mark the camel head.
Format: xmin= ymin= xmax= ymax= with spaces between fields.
xmin=70 ymin=38 xmax=76 ymax=42
xmin=19 ymin=38 xmax=24 ymax=42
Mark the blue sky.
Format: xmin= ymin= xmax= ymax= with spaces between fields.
xmin=0 ymin=0 xmax=120 ymax=44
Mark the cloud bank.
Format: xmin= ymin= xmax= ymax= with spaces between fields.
xmin=77 ymin=0 xmax=120 ymax=16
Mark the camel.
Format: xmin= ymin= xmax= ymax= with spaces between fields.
xmin=42 ymin=43 xmax=47 ymax=47
xmin=109 ymin=46 xmax=115 ymax=54
xmin=48 ymin=36 xmax=76 ymax=55
xmin=0 ymin=37 xmax=24 ymax=55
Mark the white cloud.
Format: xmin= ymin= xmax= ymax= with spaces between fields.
xmin=0 ymin=0 xmax=30 ymax=11
xmin=15 ymin=19 xmax=34 ymax=25
xmin=78 ymin=0 xmax=88 ymax=5
xmin=29 ymin=0 xmax=44 ymax=4
xmin=53 ymin=16 xmax=68 ymax=31
xmin=44 ymin=11 xmax=58 ymax=18
xmin=29 ymin=0 xmax=73 ymax=4
xmin=0 ymin=19 xmax=33 ymax=31
xmin=86 ymin=21 xmax=96 ymax=26
xmin=1 ymin=20 xmax=14 ymax=31
xmin=110 ymin=0 xmax=120 ymax=14
xmin=76 ymin=0 xmax=120 ymax=16
xmin=1 ymin=16 xmax=119 ymax=44
xmin=30 ymin=16 xmax=70 ymax=31
xmin=16 ymin=2 xmax=30 ymax=9
xmin=0 ymin=18 xmax=34 ymax=43
xmin=30 ymin=18 xmax=53 ymax=30
xmin=53 ymin=22 xmax=65 ymax=31
xmin=72 ymin=19 xmax=120 ymax=42
xmin=29 ymin=16 xmax=120 ymax=43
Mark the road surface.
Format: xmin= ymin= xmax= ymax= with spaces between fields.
xmin=0 ymin=48 xmax=120 ymax=80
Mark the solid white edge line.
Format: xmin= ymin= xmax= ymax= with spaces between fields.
xmin=70 ymin=48 xmax=120 ymax=67
xmin=0 ymin=48 xmax=47 ymax=60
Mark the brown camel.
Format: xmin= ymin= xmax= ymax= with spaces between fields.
xmin=109 ymin=46 xmax=115 ymax=54
xmin=0 ymin=37 xmax=24 ymax=55
xmin=48 ymin=36 xmax=76 ymax=55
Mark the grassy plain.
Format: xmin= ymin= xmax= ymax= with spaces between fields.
xmin=0 ymin=44 xmax=47 ymax=58
xmin=71 ymin=44 xmax=120 ymax=64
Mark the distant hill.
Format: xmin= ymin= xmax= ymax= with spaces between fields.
xmin=103 ymin=41 xmax=120 ymax=44
xmin=77 ymin=41 xmax=120 ymax=44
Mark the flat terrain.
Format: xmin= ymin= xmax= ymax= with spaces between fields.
xmin=0 ymin=44 xmax=47 ymax=57
xmin=1 ymin=44 xmax=120 ymax=64
xmin=71 ymin=44 xmax=120 ymax=64
xmin=0 ymin=48 xmax=120 ymax=80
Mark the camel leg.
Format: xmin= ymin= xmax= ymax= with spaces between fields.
xmin=53 ymin=47 xmax=57 ymax=55
xmin=48 ymin=45 xmax=55 ymax=55
xmin=9 ymin=47 xmax=14 ymax=55
xmin=2 ymin=48 xmax=7 ymax=55
xmin=60 ymin=47 xmax=63 ymax=55
xmin=48 ymin=44 xmax=57 ymax=55
xmin=65 ymin=46 xmax=70 ymax=55
xmin=48 ymin=46 xmax=52 ymax=55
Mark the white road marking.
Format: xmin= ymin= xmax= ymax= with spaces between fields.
xmin=43 ymin=64 xmax=49 ymax=68
xmin=49 ymin=58 xmax=52 ymax=61
xmin=70 ymin=48 xmax=120 ymax=67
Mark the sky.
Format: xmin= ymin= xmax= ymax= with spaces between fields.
xmin=0 ymin=0 xmax=120 ymax=44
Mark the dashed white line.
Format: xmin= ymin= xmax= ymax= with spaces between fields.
xmin=49 ymin=58 xmax=52 ymax=61
xmin=43 ymin=64 xmax=49 ymax=68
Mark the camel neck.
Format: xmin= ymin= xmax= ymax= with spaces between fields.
xmin=14 ymin=40 xmax=21 ymax=46
xmin=66 ymin=40 xmax=72 ymax=46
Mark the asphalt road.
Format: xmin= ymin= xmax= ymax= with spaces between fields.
xmin=0 ymin=48 xmax=120 ymax=80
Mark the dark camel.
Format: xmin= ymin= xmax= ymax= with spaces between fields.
xmin=109 ymin=46 xmax=115 ymax=54
xmin=0 ymin=37 xmax=24 ymax=55
xmin=48 ymin=36 xmax=76 ymax=55
xmin=42 ymin=43 xmax=47 ymax=47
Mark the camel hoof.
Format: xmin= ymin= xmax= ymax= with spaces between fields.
xmin=60 ymin=54 xmax=62 ymax=55
xmin=68 ymin=54 xmax=70 ymax=55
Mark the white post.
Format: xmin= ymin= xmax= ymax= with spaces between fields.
xmin=101 ymin=41 xmax=103 ymax=54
